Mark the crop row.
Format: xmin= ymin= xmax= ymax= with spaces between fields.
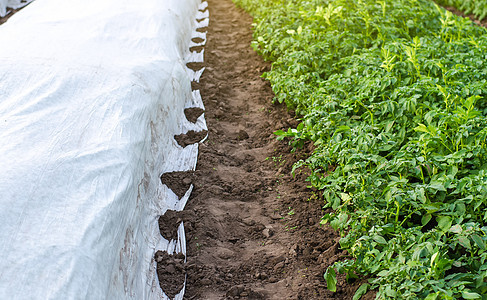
xmin=436 ymin=0 xmax=487 ymax=21
xmin=233 ymin=0 xmax=487 ymax=298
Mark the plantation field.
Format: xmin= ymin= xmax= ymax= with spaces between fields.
xmin=233 ymin=0 xmax=487 ymax=298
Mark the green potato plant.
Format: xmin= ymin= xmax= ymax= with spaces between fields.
xmin=234 ymin=0 xmax=487 ymax=298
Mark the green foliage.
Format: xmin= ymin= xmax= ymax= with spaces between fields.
xmin=234 ymin=0 xmax=487 ymax=298
xmin=436 ymin=0 xmax=487 ymax=21
xmin=325 ymin=267 xmax=338 ymax=292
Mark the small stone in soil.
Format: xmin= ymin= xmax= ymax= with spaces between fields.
xmin=262 ymin=228 xmax=273 ymax=238
xmin=273 ymin=261 xmax=285 ymax=272
xmin=268 ymin=277 xmax=278 ymax=283
xmin=226 ymin=285 xmax=245 ymax=297
xmin=237 ymin=129 xmax=249 ymax=140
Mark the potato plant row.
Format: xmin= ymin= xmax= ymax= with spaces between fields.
xmin=436 ymin=0 xmax=487 ymax=21
xmin=233 ymin=0 xmax=487 ymax=298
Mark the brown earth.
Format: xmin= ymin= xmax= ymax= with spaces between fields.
xmin=157 ymin=0 xmax=378 ymax=299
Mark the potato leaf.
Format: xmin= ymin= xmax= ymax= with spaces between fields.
xmin=353 ymin=283 xmax=369 ymax=300
xmin=324 ymin=267 xmax=337 ymax=292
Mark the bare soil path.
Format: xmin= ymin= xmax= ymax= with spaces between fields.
xmin=159 ymin=0 xmax=373 ymax=299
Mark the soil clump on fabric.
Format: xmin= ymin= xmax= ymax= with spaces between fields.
xmin=184 ymin=107 xmax=205 ymax=123
xmin=155 ymin=251 xmax=187 ymax=299
xmin=174 ymin=130 xmax=208 ymax=148
xmin=158 ymin=209 xmax=197 ymax=241
xmin=160 ymin=171 xmax=195 ymax=199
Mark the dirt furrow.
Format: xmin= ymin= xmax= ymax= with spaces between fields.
xmin=165 ymin=0 xmax=372 ymax=299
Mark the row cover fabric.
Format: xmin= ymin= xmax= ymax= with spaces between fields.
xmin=0 ymin=0 xmax=33 ymax=17
xmin=0 ymin=0 xmax=204 ymax=298
xmin=157 ymin=6 xmax=209 ymax=300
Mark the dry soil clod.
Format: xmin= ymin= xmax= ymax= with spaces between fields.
xmin=174 ymin=130 xmax=208 ymax=148
xmin=160 ymin=171 xmax=195 ymax=199
xmin=184 ymin=107 xmax=205 ymax=123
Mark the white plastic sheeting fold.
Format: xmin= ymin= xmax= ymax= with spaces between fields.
xmin=0 ymin=0 xmax=33 ymax=17
xmin=0 ymin=0 xmax=206 ymax=299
